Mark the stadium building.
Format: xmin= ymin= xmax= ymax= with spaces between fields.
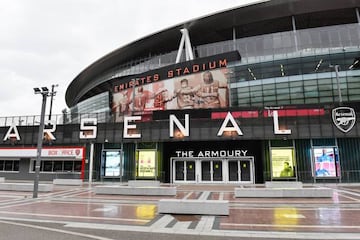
xmin=1 ymin=0 xmax=360 ymax=184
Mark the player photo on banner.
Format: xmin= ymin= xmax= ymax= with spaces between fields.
xmin=171 ymin=69 xmax=229 ymax=110
xmin=313 ymin=148 xmax=337 ymax=177
xmin=112 ymin=68 xmax=229 ymax=122
xmin=111 ymin=81 xmax=170 ymax=121
xmin=271 ymin=148 xmax=295 ymax=178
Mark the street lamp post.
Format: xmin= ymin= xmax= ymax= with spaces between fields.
xmin=329 ymin=64 xmax=343 ymax=105
xmin=33 ymin=87 xmax=49 ymax=198
xmin=48 ymin=84 xmax=59 ymax=121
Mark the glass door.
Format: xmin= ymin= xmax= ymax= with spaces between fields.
xmin=240 ymin=160 xmax=251 ymax=182
xmin=201 ymin=161 xmax=211 ymax=181
xmin=201 ymin=160 xmax=223 ymax=182
xmin=173 ymin=158 xmax=253 ymax=184
xmin=213 ymin=161 xmax=223 ymax=181
xmin=186 ymin=161 xmax=196 ymax=181
xmin=227 ymin=159 xmax=253 ymax=183
xmin=228 ymin=160 xmax=239 ymax=182
xmin=175 ymin=161 xmax=184 ymax=181
xmin=174 ymin=160 xmax=196 ymax=182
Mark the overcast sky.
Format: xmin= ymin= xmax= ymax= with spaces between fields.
xmin=0 ymin=0 xmax=259 ymax=118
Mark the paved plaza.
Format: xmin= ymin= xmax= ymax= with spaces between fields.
xmin=0 ymin=183 xmax=360 ymax=239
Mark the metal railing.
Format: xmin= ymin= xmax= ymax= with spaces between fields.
xmin=0 ymin=112 xmax=111 ymax=127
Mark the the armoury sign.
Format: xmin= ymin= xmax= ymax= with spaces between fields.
xmin=332 ymin=107 xmax=356 ymax=133
xmin=174 ymin=149 xmax=249 ymax=158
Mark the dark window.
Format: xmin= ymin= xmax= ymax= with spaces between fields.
xmin=31 ymin=160 xmax=82 ymax=173
xmin=0 ymin=160 xmax=19 ymax=171
xmin=4 ymin=161 xmax=13 ymax=171
xmin=13 ymin=161 xmax=19 ymax=171
xmin=53 ymin=161 xmax=63 ymax=172
xmin=64 ymin=161 xmax=73 ymax=171
xmin=43 ymin=161 xmax=53 ymax=172
xmin=74 ymin=161 xmax=82 ymax=172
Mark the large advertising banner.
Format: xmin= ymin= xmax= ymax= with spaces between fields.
xmin=313 ymin=148 xmax=337 ymax=177
xmin=112 ymin=69 xmax=229 ymax=121
xmin=271 ymin=148 xmax=295 ymax=178
xmin=137 ymin=150 xmax=156 ymax=177
xmin=111 ymin=51 xmax=241 ymax=122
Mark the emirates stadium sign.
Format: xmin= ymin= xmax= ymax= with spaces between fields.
xmin=111 ymin=51 xmax=241 ymax=122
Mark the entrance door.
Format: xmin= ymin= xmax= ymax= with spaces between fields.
xmin=201 ymin=161 xmax=211 ymax=181
xmin=175 ymin=161 xmax=184 ymax=181
xmin=173 ymin=158 xmax=253 ymax=184
xmin=213 ymin=161 xmax=222 ymax=181
xmin=228 ymin=159 xmax=253 ymax=183
xmin=240 ymin=160 xmax=251 ymax=181
xmin=174 ymin=160 xmax=196 ymax=182
xmin=228 ymin=161 xmax=239 ymax=182
xmin=201 ymin=160 xmax=223 ymax=182
xmin=186 ymin=161 xmax=195 ymax=181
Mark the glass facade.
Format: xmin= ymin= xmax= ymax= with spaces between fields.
xmin=229 ymin=50 xmax=360 ymax=107
xmin=31 ymin=160 xmax=82 ymax=173
xmin=85 ymin=23 xmax=360 ymax=87
xmin=69 ymin=92 xmax=110 ymax=123
xmin=72 ymin=22 xmax=360 ymax=113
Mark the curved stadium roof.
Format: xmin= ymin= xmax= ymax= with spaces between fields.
xmin=65 ymin=0 xmax=360 ymax=107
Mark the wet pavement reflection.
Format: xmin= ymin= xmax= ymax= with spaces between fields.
xmin=0 ymin=183 xmax=359 ymax=236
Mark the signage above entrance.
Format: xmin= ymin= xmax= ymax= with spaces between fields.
xmin=174 ymin=149 xmax=248 ymax=158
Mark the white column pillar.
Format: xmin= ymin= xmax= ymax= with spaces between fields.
xmin=89 ymin=143 xmax=94 ymax=184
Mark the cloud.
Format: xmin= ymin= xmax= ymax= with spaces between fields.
xmin=0 ymin=0 xmax=257 ymax=117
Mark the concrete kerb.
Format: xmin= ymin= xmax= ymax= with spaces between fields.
xmin=235 ymin=181 xmax=333 ymax=198
xmin=265 ymin=181 xmax=303 ymax=189
xmin=158 ymin=199 xmax=229 ymax=215
xmin=94 ymin=185 xmax=177 ymax=196
xmin=53 ymin=179 xmax=83 ymax=186
xmin=128 ymin=180 xmax=160 ymax=187
xmin=0 ymin=182 xmax=53 ymax=192
xmin=235 ymin=187 xmax=333 ymax=197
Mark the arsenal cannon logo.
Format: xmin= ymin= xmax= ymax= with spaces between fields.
xmin=332 ymin=107 xmax=356 ymax=133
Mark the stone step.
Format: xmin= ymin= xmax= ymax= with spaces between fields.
xmin=158 ymin=199 xmax=229 ymax=215
xmin=235 ymin=187 xmax=333 ymax=198
xmin=95 ymin=185 xmax=176 ymax=196
xmin=0 ymin=183 xmax=53 ymax=192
